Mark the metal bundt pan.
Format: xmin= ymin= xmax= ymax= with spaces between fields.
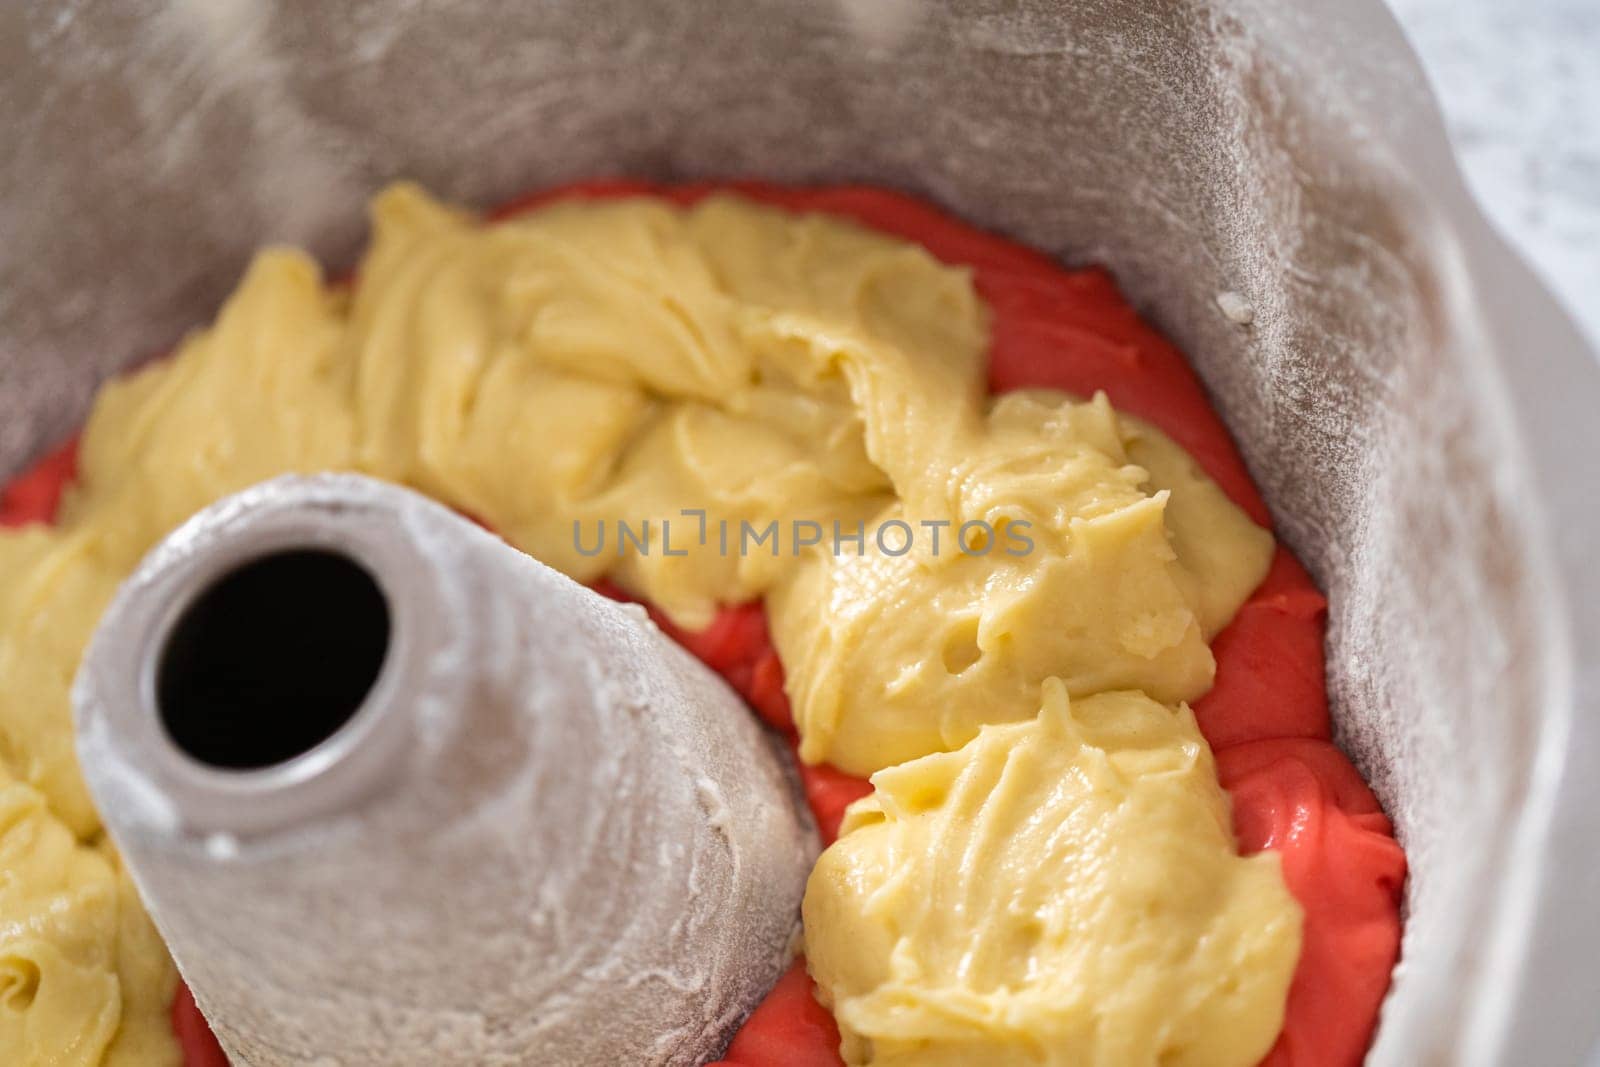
xmin=3 ymin=1 xmax=1598 ymax=1063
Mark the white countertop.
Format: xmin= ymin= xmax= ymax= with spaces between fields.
xmin=1388 ymin=0 xmax=1599 ymax=347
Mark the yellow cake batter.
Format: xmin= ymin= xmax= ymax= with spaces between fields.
xmin=0 ymin=185 xmax=1295 ymax=1066
xmin=804 ymin=682 xmax=1301 ymax=1066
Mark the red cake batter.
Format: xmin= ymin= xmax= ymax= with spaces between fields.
xmin=0 ymin=183 xmax=1405 ymax=1067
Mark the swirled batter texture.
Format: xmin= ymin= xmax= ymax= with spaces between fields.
xmin=804 ymin=681 xmax=1300 ymax=1066
xmin=0 ymin=763 xmax=173 ymax=1067
xmin=0 ymin=182 xmax=1404 ymax=1067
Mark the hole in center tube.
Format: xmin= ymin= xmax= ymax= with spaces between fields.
xmin=156 ymin=549 xmax=391 ymax=770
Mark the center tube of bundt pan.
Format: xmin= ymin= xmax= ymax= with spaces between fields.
xmin=73 ymin=473 xmax=817 ymax=1067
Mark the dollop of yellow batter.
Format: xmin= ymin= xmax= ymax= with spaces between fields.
xmin=805 ymin=681 xmax=1301 ymax=1067
xmin=0 ymin=763 xmax=174 ymax=1067
xmin=0 ymin=185 xmax=1293 ymax=1065
xmin=769 ymin=393 xmax=1272 ymax=775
